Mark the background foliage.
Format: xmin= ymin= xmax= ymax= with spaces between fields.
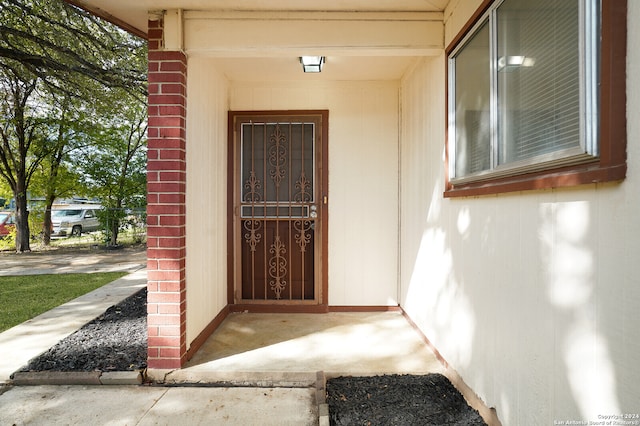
xmin=0 ymin=0 xmax=147 ymax=250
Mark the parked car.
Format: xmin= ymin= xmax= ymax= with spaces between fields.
xmin=51 ymin=205 xmax=101 ymax=237
xmin=0 ymin=211 xmax=15 ymax=237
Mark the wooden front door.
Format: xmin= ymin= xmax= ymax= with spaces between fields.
xmin=229 ymin=111 xmax=328 ymax=307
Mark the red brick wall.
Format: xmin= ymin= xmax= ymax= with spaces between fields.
xmin=146 ymin=17 xmax=187 ymax=370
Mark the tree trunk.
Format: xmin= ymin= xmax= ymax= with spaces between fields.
xmin=110 ymin=217 xmax=119 ymax=247
xmin=14 ymin=189 xmax=30 ymax=252
xmin=109 ymin=200 xmax=124 ymax=247
xmin=42 ymin=194 xmax=55 ymax=245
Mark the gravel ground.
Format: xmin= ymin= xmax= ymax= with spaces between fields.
xmin=327 ymin=374 xmax=487 ymax=425
xmin=17 ymin=289 xmax=147 ymax=373
xmin=16 ymin=289 xmax=486 ymax=424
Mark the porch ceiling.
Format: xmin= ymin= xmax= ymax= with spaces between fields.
xmin=206 ymin=56 xmax=422 ymax=82
xmin=68 ymin=0 xmax=449 ymax=81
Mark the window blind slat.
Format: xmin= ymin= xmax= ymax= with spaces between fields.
xmin=497 ymin=0 xmax=581 ymax=163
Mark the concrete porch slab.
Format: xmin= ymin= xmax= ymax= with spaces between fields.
xmin=155 ymin=311 xmax=444 ymax=384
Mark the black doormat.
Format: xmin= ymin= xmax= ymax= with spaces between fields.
xmin=327 ymin=373 xmax=487 ymax=425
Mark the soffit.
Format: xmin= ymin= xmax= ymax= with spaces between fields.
xmin=68 ymin=0 xmax=449 ymax=82
xmin=68 ymin=0 xmax=449 ymax=39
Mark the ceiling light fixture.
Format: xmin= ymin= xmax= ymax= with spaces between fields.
xmin=300 ymin=56 xmax=325 ymax=73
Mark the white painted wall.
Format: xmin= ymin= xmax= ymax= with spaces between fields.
xmin=230 ymin=80 xmax=400 ymax=306
xmin=400 ymin=2 xmax=640 ymax=424
xmin=185 ymin=57 xmax=229 ymax=345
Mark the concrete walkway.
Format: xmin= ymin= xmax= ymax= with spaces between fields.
xmin=0 ymin=245 xmax=147 ymax=276
xmin=0 ymin=385 xmax=318 ymax=425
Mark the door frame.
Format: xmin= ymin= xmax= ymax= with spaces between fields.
xmin=227 ymin=110 xmax=329 ymax=312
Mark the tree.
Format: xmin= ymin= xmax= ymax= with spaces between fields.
xmin=0 ymin=65 xmax=49 ymax=251
xmin=0 ymin=0 xmax=146 ymax=100
xmin=78 ymin=96 xmax=147 ymax=246
xmin=32 ymin=155 xmax=87 ymax=245
xmin=0 ymin=0 xmax=146 ymax=251
xmin=31 ymin=94 xmax=92 ymax=245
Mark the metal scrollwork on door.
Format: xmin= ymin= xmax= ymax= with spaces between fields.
xmin=294 ymin=171 xmax=311 ymax=203
xmin=239 ymin=119 xmax=317 ymax=302
xmin=244 ymin=171 xmax=262 ymax=203
xmin=294 ymin=220 xmax=313 ymax=252
xmin=269 ymin=124 xmax=287 ymax=187
xmin=243 ymin=220 xmax=262 ymax=252
xmin=268 ymin=236 xmax=287 ymax=299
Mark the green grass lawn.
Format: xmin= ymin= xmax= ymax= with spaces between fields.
xmin=0 ymin=272 xmax=127 ymax=332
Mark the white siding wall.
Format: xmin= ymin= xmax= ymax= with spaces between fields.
xmin=185 ymin=57 xmax=229 ymax=345
xmin=230 ymin=80 xmax=399 ymax=306
xmin=400 ymin=3 xmax=640 ymax=424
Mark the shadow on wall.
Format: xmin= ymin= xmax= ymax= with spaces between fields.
xmin=540 ymin=201 xmax=621 ymax=419
xmin=403 ymin=189 xmax=629 ymax=423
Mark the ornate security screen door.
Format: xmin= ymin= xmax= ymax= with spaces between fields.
xmin=231 ymin=111 xmax=327 ymax=305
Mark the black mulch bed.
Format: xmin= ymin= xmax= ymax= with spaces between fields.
xmin=16 ymin=289 xmax=147 ymax=373
xmin=327 ymin=374 xmax=487 ymax=426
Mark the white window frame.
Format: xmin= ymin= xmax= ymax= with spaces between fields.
xmin=447 ymin=0 xmax=600 ymax=185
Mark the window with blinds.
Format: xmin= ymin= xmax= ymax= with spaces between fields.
xmin=448 ymin=0 xmax=599 ymax=183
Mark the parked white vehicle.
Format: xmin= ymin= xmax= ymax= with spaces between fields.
xmin=51 ymin=205 xmax=101 ymax=237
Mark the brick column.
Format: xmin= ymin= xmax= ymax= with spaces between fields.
xmin=146 ymin=17 xmax=187 ymax=369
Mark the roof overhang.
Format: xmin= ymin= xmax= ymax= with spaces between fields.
xmin=65 ymin=0 xmax=449 ymax=82
xmin=66 ymin=0 xmax=449 ymax=38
